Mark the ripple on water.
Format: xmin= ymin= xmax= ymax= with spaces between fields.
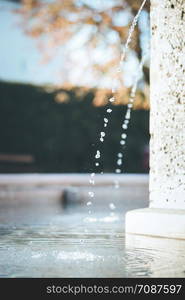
xmin=0 ymin=215 xmax=185 ymax=278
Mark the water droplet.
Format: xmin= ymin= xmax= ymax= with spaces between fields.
xmin=106 ymin=109 xmax=112 ymax=113
xmin=91 ymin=173 xmax=95 ymax=177
xmin=88 ymin=191 xmax=94 ymax=198
xmin=120 ymin=140 xmax=125 ymax=145
xmin=104 ymin=124 xmax=107 ymax=128
xmin=117 ymin=158 xmax=122 ymax=165
xmin=109 ymin=97 xmax=115 ymax=102
xmin=104 ymin=118 xmax=108 ymax=123
xmin=95 ymin=150 xmax=100 ymax=159
xmin=87 ymin=201 xmax=92 ymax=206
xmin=122 ymin=124 xmax=127 ymax=130
xmin=118 ymin=153 xmax=123 ymax=158
xmin=88 ymin=192 xmax=94 ymax=198
xmin=116 ymin=169 xmax=121 ymax=173
xmin=109 ymin=203 xmax=116 ymax=210
xmin=121 ymin=133 xmax=127 ymax=139
xmin=95 ymin=162 xmax=99 ymax=166
xmin=125 ymin=109 xmax=131 ymax=119
xmin=100 ymin=132 xmax=105 ymax=141
xmin=128 ymin=103 xmax=133 ymax=108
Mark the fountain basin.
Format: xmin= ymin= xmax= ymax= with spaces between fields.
xmin=126 ymin=208 xmax=185 ymax=240
xmin=0 ymin=173 xmax=185 ymax=278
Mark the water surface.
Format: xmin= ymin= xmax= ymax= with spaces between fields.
xmin=0 ymin=190 xmax=185 ymax=278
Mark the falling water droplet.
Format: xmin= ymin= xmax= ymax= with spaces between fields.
xmin=106 ymin=109 xmax=112 ymax=113
xmin=88 ymin=191 xmax=94 ymax=198
xmin=130 ymin=97 xmax=134 ymax=102
xmin=95 ymin=150 xmax=101 ymax=159
xmin=118 ymin=153 xmax=123 ymax=158
xmin=120 ymin=140 xmax=125 ymax=145
xmin=116 ymin=169 xmax=121 ymax=173
xmin=121 ymin=133 xmax=127 ymax=139
xmin=109 ymin=97 xmax=115 ymax=103
xmin=125 ymin=109 xmax=131 ymax=120
xmin=109 ymin=203 xmax=116 ymax=210
xmin=100 ymin=132 xmax=105 ymax=142
xmin=122 ymin=124 xmax=127 ymax=130
xmin=117 ymin=159 xmax=122 ymax=165
xmin=87 ymin=201 xmax=92 ymax=206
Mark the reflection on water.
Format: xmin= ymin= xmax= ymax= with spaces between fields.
xmin=0 ymin=201 xmax=185 ymax=278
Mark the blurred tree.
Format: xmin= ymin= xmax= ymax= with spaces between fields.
xmin=14 ymin=0 xmax=150 ymax=106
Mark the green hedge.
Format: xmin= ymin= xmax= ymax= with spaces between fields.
xmin=0 ymin=81 xmax=149 ymax=173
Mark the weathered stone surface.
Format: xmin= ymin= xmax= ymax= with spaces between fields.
xmin=125 ymin=0 xmax=185 ymax=239
xmin=150 ymin=0 xmax=185 ymax=208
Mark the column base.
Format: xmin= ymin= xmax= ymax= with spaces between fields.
xmin=125 ymin=208 xmax=185 ymax=240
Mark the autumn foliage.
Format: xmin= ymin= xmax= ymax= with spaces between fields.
xmin=15 ymin=0 xmax=150 ymax=108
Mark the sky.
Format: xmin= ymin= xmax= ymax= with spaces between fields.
xmin=0 ymin=0 xmax=64 ymax=85
xmin=0 ymin=0 xmax=150 ymax=87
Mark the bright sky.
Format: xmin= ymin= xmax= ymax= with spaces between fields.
xmin=0 ymin=0 xmax=64 ymax=85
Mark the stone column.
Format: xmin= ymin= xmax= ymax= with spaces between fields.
xmin=126 ymin=0 xmax=185 ymax=239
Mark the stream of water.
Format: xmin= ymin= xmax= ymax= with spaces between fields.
xmin=88 ymin=0 xmax=148 ymax=205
